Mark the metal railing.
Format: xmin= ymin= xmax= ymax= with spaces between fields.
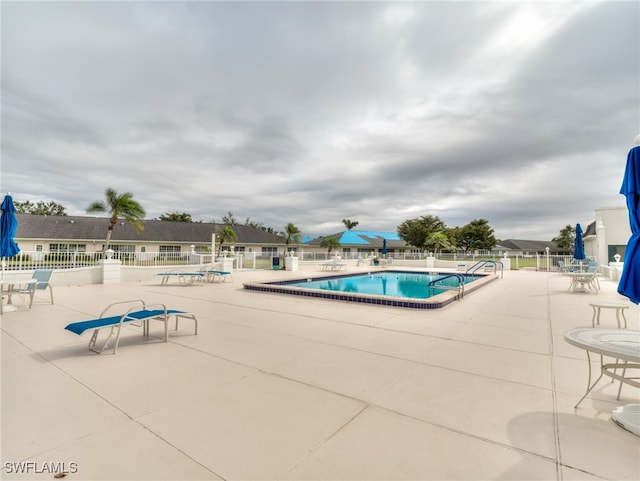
xmin=466 ymin=260 xmax=504 ymax=278
xmin=428 ymin=274 xmax=465 ymax=299
xmin=1 ymin=251 xmax=103 ymax=271
xmin=0 ymin=251 xmax=213 ymax=271
xmin=2 ymin=250 xmax=598 ymax=273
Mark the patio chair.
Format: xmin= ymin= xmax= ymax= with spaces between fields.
xmin=321 ymin=256 xmax=347 ymax=271
xmin=64 ymin=299 xmax=198 ymax=354
xmin=155 ymin=270 xmax=206 ymax=285
xmin=585 ymin=262 xmax=601 ymax=290
xmin=567 ymin=271 xmax=600 ymax=293
xmin=11 ymin=269 xmax=54 ymax=308
xmin=200 ymin=268 xmax=233 ymax=282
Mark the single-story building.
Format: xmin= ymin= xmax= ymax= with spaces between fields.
xmin=13 ymin=214 xmax=285 ymax=258
xmin=583 ymin=206 xmax=631 ymax=264
xmin=493 ymin=239 xmax=565 ymax=257
xmin=304 ymin=230 xmax=411 ymax=258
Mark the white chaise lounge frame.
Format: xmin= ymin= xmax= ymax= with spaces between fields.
xmin=64 ymin=299 xmax=198 ymax=354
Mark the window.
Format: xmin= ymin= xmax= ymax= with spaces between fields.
xmin=608 ymin=245 xmax=626 ymax=262
xmin=50 ymin=243 xmax=87 ymax=253
xmin=110 ymin=245 xmax=135 ymax=253
xmin=159 ymin=245 xmax=181 ymax=253
xmin=262 ymin=247 xmax=277 ymax=256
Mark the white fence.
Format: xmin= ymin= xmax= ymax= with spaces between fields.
xmin=2 ymin=250 xmax=598 ymax=273
xmin=1 ymin=250 xmax=214 ymax=271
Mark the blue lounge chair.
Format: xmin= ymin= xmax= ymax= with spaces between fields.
xmin=155 ymin=271 xmax=206 ymax=285
xmin=64 ymin=300 xmax=198 ymax=354
xmin=200 ymin=268 xmax=234 ymax=282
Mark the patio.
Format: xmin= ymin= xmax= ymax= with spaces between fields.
xmin=2 ymin=267 xmax=639 ymax=480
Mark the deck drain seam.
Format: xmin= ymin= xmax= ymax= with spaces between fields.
xmin=285 ymin=404 xmax=370 ymax=475
xmin=546 ymin=272 xmax=563 ymax=480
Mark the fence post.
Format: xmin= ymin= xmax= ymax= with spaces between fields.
xmin=99 ymin=249 xmax=121 ymax=284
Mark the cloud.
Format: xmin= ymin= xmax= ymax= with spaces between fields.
xmin=1 ymin=1 xmax=638 ymax=240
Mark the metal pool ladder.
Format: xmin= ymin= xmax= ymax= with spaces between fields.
xmin=466 ymin=260 xmax=504 ymax=278
xmin=428 ymin=274 xmax=466 ymax=299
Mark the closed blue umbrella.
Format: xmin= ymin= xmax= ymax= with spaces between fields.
xmin=573 ymin=223 xmax=586 ymax=261
xmin=1 ymin=194 xmax=21 ymax=279
xmin=618 ymin=145 xmax=640 ymax=304
xmin=381 ymin=238 xmax=387 ymax=256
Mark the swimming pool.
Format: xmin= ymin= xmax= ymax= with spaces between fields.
xmin=243 ymin=270 xmax=497 ymax=309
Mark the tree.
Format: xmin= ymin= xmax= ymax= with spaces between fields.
xmin=283 ymin=222 xmax=302 ymax=252
xmin=15 ymin=200 xmax=67 ymax=216
xmin=157 ymin=212 xmax=193 ymax=222
xmin=454 ymin=219 xmax=497 ymax=253
xmin=342 ymin=219 xmax=359 ymax=230
xmin=397 ymin=215 xmax=447 ymax=251
xmin=222 ymin=211 xmax=239 ymax=225
xmin=216 ymin=224 xmax=237 ymax=255
xmin=244 ymin=217 xmax=263 ymax=230
xmin=320 ymin=236 xmax=341 ymax=256
xmin=552 ymin=225 xmax=575 ymax=249
xmin=424 ymin=231 xmax=452 ymax=253
xmin=86 ymin=188 xmax=145 ymax=250
xmin=243 ymin=216 xmax=276 ymax=233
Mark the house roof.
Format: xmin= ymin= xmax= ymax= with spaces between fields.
xmin=306 ymin=230 xmax=404 ymax=248
xmin=14 ymin=214 xmax=284 ymax=245
xmin=496 ymin=239 xmax=560 ymax=252
xmin=583 ymin=221 xmax=596 ymax=237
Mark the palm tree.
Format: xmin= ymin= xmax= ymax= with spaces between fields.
xmin=283 ymin=222 xmax=302 ymax=253
xmin=424 ymin=231 xmax=451 ymax=254
xmin=320 ymin=237 xmax=341 ymax=257
xmin=86 ymin=188 xmax=145 ymax=250
xmin=216 ymin=224 xmax=238 ymax=255
xmin=342 ymin=218 xmax=359 ymax=230
xmin=281 ymin=223 xmax=302 ymax=269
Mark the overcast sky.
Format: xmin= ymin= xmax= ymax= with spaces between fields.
xmin=2 ymin=1 xmax=639 ymax=240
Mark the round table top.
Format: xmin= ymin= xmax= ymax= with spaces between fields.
xmin=588 ymin=301 xmax=631 ymax=309
xmin=564 ymin=328 xmax=640 ymax=362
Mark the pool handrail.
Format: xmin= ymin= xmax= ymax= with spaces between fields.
xmin=428 ymin=273 xmax=465 ymax=299
xmin=466 ymin=260 xmax=503 ymax=278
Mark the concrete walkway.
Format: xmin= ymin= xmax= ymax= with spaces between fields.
xmin=2 ymin=267 xmax=639 ymax=480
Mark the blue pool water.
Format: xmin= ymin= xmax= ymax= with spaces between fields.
xmin=286 ymin=272 xmax=479 ymax=299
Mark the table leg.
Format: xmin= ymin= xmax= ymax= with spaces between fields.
xmin=575 ymin=351 xmax=605 ymax=409
xmin=620 ymin=308 xmax=628 ymax=329
xmin=617 ymin=361 xmax=628 ymax=400
xmin=1 ymin=285 xmax=18 ymax=314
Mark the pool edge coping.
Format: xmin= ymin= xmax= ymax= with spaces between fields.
xmin=243 ymin=270 xmax=499 ymax=309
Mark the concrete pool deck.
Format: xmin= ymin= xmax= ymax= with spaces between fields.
xmin=2 ymin=266 xmax=639 ymax=480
